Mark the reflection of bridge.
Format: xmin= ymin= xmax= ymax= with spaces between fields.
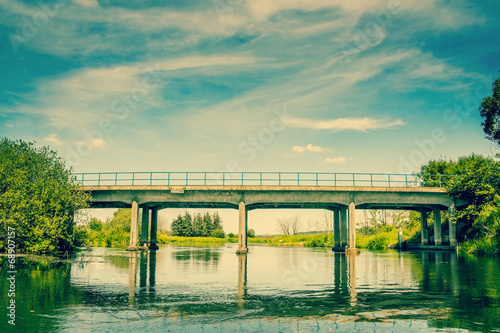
xmin=127 ymin=249 xmax=460 ymax=312
xmin=76 ymin=172 xmax=465 ymax=252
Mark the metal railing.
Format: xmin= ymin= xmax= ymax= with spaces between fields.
xmin=73 ymin=172 xmax=460 ymax=188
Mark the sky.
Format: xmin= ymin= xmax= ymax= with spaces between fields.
xmin=1 ymin=0 xmax=499 ymax=234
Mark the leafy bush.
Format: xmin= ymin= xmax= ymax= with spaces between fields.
xmin=211 ymin=229 xmax=225 ymax=238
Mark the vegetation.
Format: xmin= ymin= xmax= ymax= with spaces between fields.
xmin=418 ymin=154 xmax=500 ymax=255
xmin=0 ymin=138 xmax=90 ymax=254
xmin=79 ymin=208 xmax=131 ymax=246
xmin=171 ymin=212 xmax=224 ymax=237
xmin=479 ymin=75 xmax=500 ymax=149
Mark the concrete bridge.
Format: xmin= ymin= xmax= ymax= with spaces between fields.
xmin=76 ymin=172 xmax=464 ymax=253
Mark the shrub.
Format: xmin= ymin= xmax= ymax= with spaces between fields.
xmin=211 ymin=229 xmax=225 ymax=238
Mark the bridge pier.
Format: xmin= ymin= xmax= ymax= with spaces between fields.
xmin=140 ymin=206 xmax=149 ymax=248
xmin=448 ymin=203 xmax=456 ymax=247
xmin=236 ymin=202 xmax=248 ymax=254
xmin=420 ymin=210 xmax=428 ymax=245
xmin=150 ymin=208 xmax=159 ymax=250
xmin=333 ymin=208 xmax=340 ymax=247
xmin=340 ymin=207 xmax=348 ymax=248
xmin=126 ymin=201 xmax=140 ymax=251
xmin=346 ymin=202 xmax=358 ymax=253
xmin=433 ymin=209 xmax=442 ymax=246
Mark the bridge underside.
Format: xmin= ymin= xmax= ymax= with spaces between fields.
xmin=83 ymin=185 xmax=463 ymax=252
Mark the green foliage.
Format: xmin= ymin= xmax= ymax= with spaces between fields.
xmin=228 ymin=233 xmax=236 ymax=238
xmin=0 ymin=138 xmax=90 ymax=253
xmin=479 ymin=76 xmax=500 ymax=148
xmin=170 ymin=211 xmax=224 ymax=237
xmin=82 ymin=208 xmax=132 ymax=246
xmin=418 ymin=154 xmax=500 ymax=250
xmin=247 ymin=228 xmax=256 ymax=238
xmin=211 ymin=229 xmax=225 ymax=238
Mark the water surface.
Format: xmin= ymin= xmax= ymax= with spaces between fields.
xmin=1 ymin=244 xmax=500 ymax=332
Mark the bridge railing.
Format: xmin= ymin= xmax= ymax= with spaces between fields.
xmin=73 ymin=172 xmax=459 ymax=188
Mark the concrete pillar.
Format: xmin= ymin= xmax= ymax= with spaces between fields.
xmin=127 ymin=201 xmax=140 ymax=250
xmin=150 ymin=208 xmax=159 ymax=250
xmin=333 ymin=208 xmax=341 ymax=247
xmin=348 ymin=202 xmax=356 ymax=250
xmin=448 ymin=203 xmax=457 ymax=247
xmin=433 ymin=209 xmax=442 ymax=246
xmin=420 ymin=210 xmax=428 ymax=245
xmin=140 ymin=207 xmax=149 ymax=247
xmin=236 ymin=202 xmax=248 ymax=254
xmin=340 ymin=208 xmax=348 ymax=247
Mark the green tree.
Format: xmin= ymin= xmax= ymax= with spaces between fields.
xmin=419 ymin=154 xmax=500 ymax=249
xmin=0 ymin=138 xmax=91 ymax=253
xmin=247 ymin=228 xmax=256 ymax=238
xmin=89 ymin=218 xmax=103 ymax=231
xmin=203 ymin=212 xmax=214 ymax=235
xmin=171 ymin=212 xmax=194 ymax=236
xmin=212 ymin=212 xmax=222 ymax=231
xmin=479 ymin=74 xmax=500 ymax=149
xmin=192 ymin=213 xmax=204 ymax=237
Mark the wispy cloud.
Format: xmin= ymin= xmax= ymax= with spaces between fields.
xmin=284 ymin=117 xmax=404 ymax=132
xmin=43 ymin=133 xmax=63 ymax=146
xmin=324 ymin=157 xmax=347 ymax=164
xmin=292 ymin=144 xmax=332 ymax=153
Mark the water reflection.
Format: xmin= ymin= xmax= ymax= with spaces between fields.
xmin=237 ymin=253 xmax=247 ymax=308
xmin=2 ymin=248 xmax=500 ymax=332
xmin=171 ymin=248 xmax=220 ymax=264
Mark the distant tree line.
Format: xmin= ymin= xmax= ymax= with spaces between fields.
xmin=171 ymin=212 xmax=225 ymax=238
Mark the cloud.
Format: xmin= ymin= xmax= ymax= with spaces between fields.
xmin=74 ymin=0 xmax=99 ymax=7
xmin=77 ymin=138 xmax=106 ymax=148
xmin=324 ymin=157 xmax=347 ymax=164
xmin=292 ymin=144 xmax=332 ymax=153
xmin=5 ymin=123 xmax=14 ymax=128
xmin=284 ymin=117 xmax=405 ymax=132
xmin=43 ymin=133 xmax=63 ymax=146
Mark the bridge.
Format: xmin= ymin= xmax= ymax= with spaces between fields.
xmin=75 ymin=172 xmax=464 ymax=253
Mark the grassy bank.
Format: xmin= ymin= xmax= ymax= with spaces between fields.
xmin=357 ymin=225 xmax=421 ymax=250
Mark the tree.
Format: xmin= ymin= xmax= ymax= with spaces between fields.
xmin=171 ymin=213 xmax=194 ymax=236
xmin=479 ymin=74 xmax=500 ymax=149
xmin=419 ymin=154 xmax=500 ymax=244
xmin=0 ymin=138 xmax=91 ymax=253
xmin=277 ymin=216 xmax=301 ymax=235
xmin=212 ymin=212 xmax=222 ymax=231
xmin=247 ymin=228 xmax=256 ymax=238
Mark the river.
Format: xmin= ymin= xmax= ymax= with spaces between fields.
xmin=1 ymin=244 xmax=500 ymax=332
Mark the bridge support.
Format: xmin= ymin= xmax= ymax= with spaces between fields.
xmin=347 ymin=202 xmax=358 ymax=253
xmin=333 ymin=208 xmax=340 ymax=247
xmin=150 ymin=208 xmax=159 ymax=250
xmin=340 ymin=208 xmax=348 ymax=247
xmin=420 ymin=210 xmax=428 ymax=245
xmin=448 ymin=203 xmax=456 ymax=247
xmin=140 ymin=206 xmax=149 ymax=247
xmin=236 ymin=202 xmax=248 ymax=254
xmin=127 ymin=201 xmax=140 ymax=251
xmin=433 ymin=209 xmax=442 ymax=246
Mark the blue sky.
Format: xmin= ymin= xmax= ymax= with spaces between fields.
xmin=1 ymin=0 xmax=499 ymax=233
